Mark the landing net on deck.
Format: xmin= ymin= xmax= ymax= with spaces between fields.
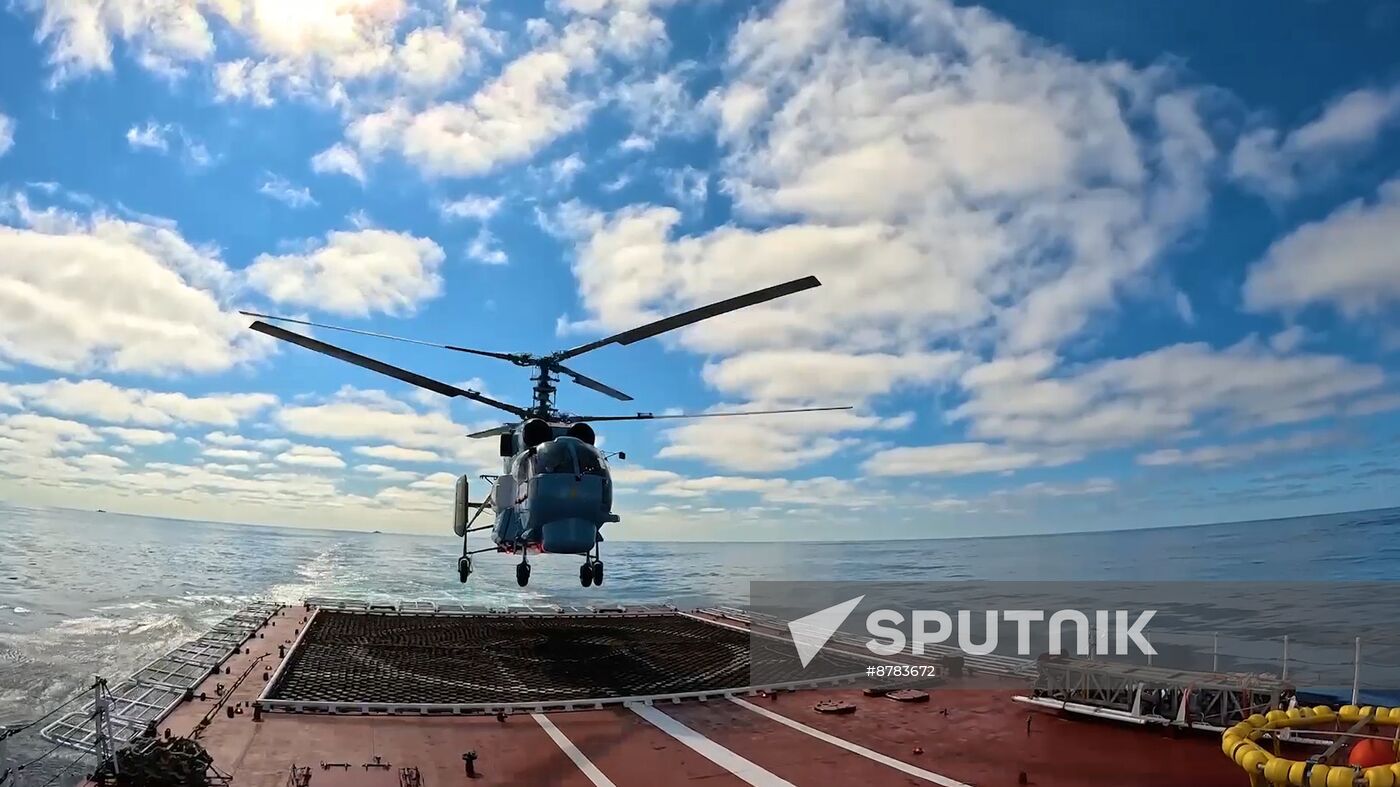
xmin=261 ymin=609 xmax=867 ymax=709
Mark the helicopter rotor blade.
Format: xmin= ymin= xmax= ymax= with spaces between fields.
xmin=466 ymin=424 xmax=515 ymax=439
xmin=549 ymin=362 xmax=633 ymax=402
xmin=553 ymin=276 xmax=822 ymax=361
xmin=239 ymin=311 xmax=526 ymax=363
xmin=249 ymin=321 xmax=531 ymax=418
xmin=561 ymin=405 xmax=853 ymax=423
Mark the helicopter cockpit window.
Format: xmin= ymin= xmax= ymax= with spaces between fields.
xmin=535 ymin=440 xmax=575 ymax=475
xmin=576 ymin=444 xmax=607 ymax=477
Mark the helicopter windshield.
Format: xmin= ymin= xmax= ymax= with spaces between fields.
xmin=575 ymin=443 xmax=607 ymax=477
xmin=534 ymin=439 xmax=576 ymax=475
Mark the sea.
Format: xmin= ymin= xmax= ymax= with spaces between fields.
xmin=2 ymin=502 xmax=1399 ymax=782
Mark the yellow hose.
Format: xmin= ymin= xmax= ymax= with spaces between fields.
xmin=1223 ymin=705 xmax=1400 ymax=786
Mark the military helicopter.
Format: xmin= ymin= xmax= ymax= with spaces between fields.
xmin=241 ymin=275 xmax=847 ymax=588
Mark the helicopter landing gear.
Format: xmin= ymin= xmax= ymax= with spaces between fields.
xmin=583 ymin=543 xmax=603 ymax=587
xmin=457 ymin=555 xmax=472 ymax=583
xmin=515 ymin=550 xmax=531 ymax=587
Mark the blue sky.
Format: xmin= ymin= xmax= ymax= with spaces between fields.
xmin=1 ymin=0 xmax=1398 ymax=540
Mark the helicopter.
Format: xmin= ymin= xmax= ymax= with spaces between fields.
xmin=240 ymin=275 xmax=847 ymax=588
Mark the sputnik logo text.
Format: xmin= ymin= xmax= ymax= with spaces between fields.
xmin=787 ymin=597 xmax=1157 ymax=667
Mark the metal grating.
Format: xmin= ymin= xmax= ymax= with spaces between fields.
xmin=263 ymin=609 xmax=867 ymax=708
xmin=40 ymin=601 xmax=282 ymax=753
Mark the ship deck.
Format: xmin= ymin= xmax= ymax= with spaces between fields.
xmin=133 ymin=603 xmax=1252 ymax=786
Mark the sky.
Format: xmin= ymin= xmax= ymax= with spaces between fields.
xmin=1 ymin=0 xmax=1399 ymax=541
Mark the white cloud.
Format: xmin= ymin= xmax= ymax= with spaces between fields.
xmin=1137 ymin=430 xmax=1342 ymax=468
xmin=20 ymin=0 xmax=497 ymax=103
xmin=395 ymin=25 xmax=469 ymax=91
xmin=0 ymin=379 xmax=276 ymax=427
xmin=1347 ymin=393 xmax=1400 ymax=417
xmin=347 ymin=21 xmax=604 ymax=177
xmin=354 ymin=463 xmax=419 ymax=481
xmin=619 ymin=134 xmax=653 ymax=152
xmin=203 ymin=447 xmax=262 ymax=462
xmin=126 ymin=121 xmax=171 ymax=152
xmin=1230 ymin=84 xmax=1400 ymax=199
xmin=564 ymin=0 xmax=1218 ymax=425
xmin=0 ymin=113 xmax=13 ymax=157
xmin=0 ymin=413 xmax=102 ymax=458
xmin=1010 ymin=478 xmax=1116 ymax=498
xmin=210 ymin=4 xmax=487 ymax=103
xmin=258 ymin=175 xmax=317 ymax=208
xmin=204 ymin=431 xmax=290 ymax=450
xmin=611 ymin=465 xmax=681 ymax=486
xmin=123 ymin=121 xmax=214 ymax=168
xmin=615 ymin=67 xmax=702 ymax=140
xmin=551 ymin=154 xmax=585 ymax=185
xmin=347 ymin=209 xmax=375 ymax=229
xmin=1269 ymin=326 xmax=1308 ymax=353
xmin=1243 ymin=178 xmax=1400 ymax=318
xmin=275 ymin=444 xmax=346 ymax=469
xmin=0 ymin=391 xmax=480 ymax=531
xmin=311 ymin=143 xmax=366 ymax=183
xmin=438 ymin=195 xmax=502 ymax=222
xmin=702 ymin=350 xmax=961 ymax=403
xmin=952 ymin=340 xmax=1384 ymax=447
xmin=213 ymin=57 xmax=297 ymax=106
xmin=602 ymin=173 xmax=632 ymax=192
xmin=409 ymin=471 xmax=457 ymax=490
xmin=274 ymin=388 xmax=500 ymax=471
xmin=466 ymin=228 xmax=508 ymax=265
xmin=649 ymin=473 xmax=869 ymax=508
xmin=182 ymin=139 xmax=213 ymax=169
xmin=657 ymin=408 xmax=909 ymax=472
xmin=863 ymin=442 xmax=1070 ymax=477
xmin=98 ymin=426 xmax=175 ymax=446
xmin=245 ymin=229 xmax=445 ymax=316
xmin=664 ymin=166 xmax=707 ymax=211
xmin=20 ymin=0 xmax=215 ymax=83
xmin=559 ymin=0 xmax=670 ymax=58
xmin=0 ymin=195 xmax=267 ymax=375
xmin=72 ymin=453 xmax=128 ymax=471
xmin=354 ymin=444 xmax=442 ymax=463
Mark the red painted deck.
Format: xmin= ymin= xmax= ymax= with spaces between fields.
xmin=132 ymin=607 xmax=1249 ymax=786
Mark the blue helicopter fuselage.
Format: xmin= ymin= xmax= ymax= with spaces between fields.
xmin=489 ymin=434 xmax=617 ymax=555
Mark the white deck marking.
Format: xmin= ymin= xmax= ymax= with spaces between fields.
xmin=629 ymin=702 xmax=798 ymax=787
xmin=531 ymin=712 xmax=618 ymax=787
xmin=729 ymin=697 xmax=974 ymax=787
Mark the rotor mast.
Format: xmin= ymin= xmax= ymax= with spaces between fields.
xmin=530 ymin=363 xmax=559 ymax=420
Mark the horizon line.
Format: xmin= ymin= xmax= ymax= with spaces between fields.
xmin=2 ymin=499 xmax=1395 ymax=546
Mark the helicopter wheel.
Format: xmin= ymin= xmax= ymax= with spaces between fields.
xmin=591 ymin=560 xmax=603 ymax=586
xmin=515 ymin=561 xmax=530 ymax=587
xmin=579 ymin=563 xmax=593 ymax=588
xmin=457 ymin=556 xmax=473 ymax=583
